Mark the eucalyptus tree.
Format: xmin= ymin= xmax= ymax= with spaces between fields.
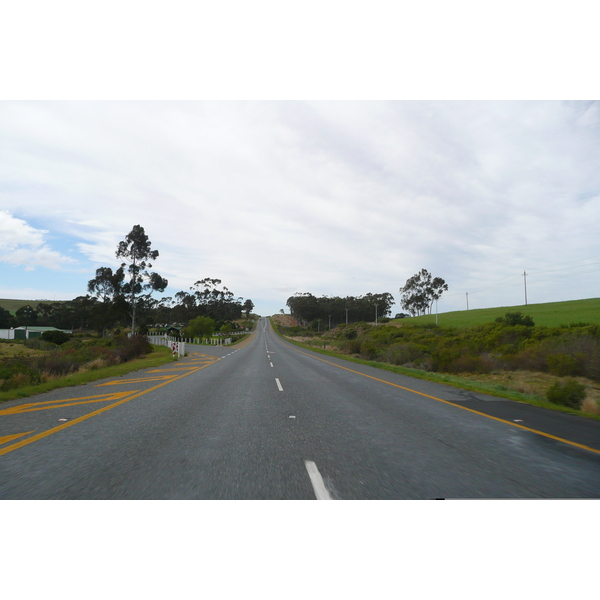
xmin=242 ymin=299 xmax=255 ymax=318
xmin=116 ymin=225 xmax=168 ymax=335
xmin=399 ymin=269 xmax=448 ymax=316
xmin=87 ymin=266 xmax=127 ymax=335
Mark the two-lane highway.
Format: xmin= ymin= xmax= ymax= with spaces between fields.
xmin=1 ymin=317 xmax=599 ymax=499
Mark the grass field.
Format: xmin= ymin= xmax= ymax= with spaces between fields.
xmin=0 ymin=298 xmax=65 ymax=315
xmin=394 ymin=297 xmax=600 ymax=328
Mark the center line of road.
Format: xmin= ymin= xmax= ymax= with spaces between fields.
xmin=270 ymin=362 xmax=274 ymax=368
xmin=305 ymin=461 xmax=333 ymax=500
xmin=275 ymin=378 xmax=283 ymax=391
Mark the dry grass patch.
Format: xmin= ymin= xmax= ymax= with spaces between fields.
xmin=457 ymin=370 xmax=600 ymax=415
xmin=0 ymin=343 xmax=47 ymax=358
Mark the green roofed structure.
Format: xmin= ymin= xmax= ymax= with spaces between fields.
xmin=12 ymin=326 xmax=73 ymax=340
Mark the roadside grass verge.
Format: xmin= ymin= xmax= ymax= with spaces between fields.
xmin=0 ymin=345 xmax=174 ymax=404
xmin=270 ymin=319 xmax=600 ymax=422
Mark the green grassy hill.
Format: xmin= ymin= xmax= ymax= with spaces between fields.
xmin=0 ymin=299 xmax=65 ymax=315
xmin=393 ymin=297 xmax=600 ymax=328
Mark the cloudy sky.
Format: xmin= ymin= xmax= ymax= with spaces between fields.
xmin=1 ymin=100 xmax=599 ymax=317
xmin=1 ymin=3 xmax=599 ymax=319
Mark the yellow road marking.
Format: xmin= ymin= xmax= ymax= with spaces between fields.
xmin=0 ymin=431 xmax=35 ymax=445
xmin=146 ymin=367 xmax=200 ymax=372
xmin=0 ymin=359 xmax=220 ymax=458
xmin=95 ymin=374 xmax=178 ymax=386
xmin=0 ymin=391 xmax=137 ymax=415
xmin=287 ymin=344 xmax=600 ymax=456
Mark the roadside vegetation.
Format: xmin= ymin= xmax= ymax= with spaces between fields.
xmin=0 ymin=334 xmax=174 ymax=403
xmin=271 ymin=307 xmax=600 ymax=419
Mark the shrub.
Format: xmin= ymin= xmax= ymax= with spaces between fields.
xmin=383 ymin=342 xmax=428 ymax=366
xmin=546 ymin=379 xmax=586 ymax=408
xmin=547 ymin=353 xmax=585 ymax=377
xmin=495 ymin=312 xmax=535 ymax=327
xmin=40 ymin=330 xmax=71 ymax=345
xmin=360 ymin=340 xmax=381 ymax=360
xmin=24 ymin=338 xmax=57 ymax=351
xmin=110 ymin=334 xmax=152 ymax=363
xmin=341 ymin=328 xmax=358 ymax=340
xmin=339 ymin=338 xmax=361 ymax=354
xmin=0 ymin=360 xmax=42 ymax=390
xmin=446 ymin=354 xmax=494 ymax=374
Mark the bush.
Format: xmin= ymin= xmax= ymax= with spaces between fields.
xmin=546 ymin=379 xmax=586 ymax=408
xmin=40 ymin=330 xmax=72 ymax=345
xmin=0 ymin=359 xmax=42 ymax=390
xmin=495 ymin=312 xmax=535 ymax=327
xmin=341 ymin=328 xmax=357 ymax=340
xmin=110 ymin=334 xmax=152 ymax=363
xmin=446 ymin=354 xmax=494 ymax=374
xmin=339 ymin=338 xmax=361 ymax=354
xmin=383 ymin=342 xmax=428 ymax=366
xmin=547 ymin=353 xmax=585 ymax=377
xmin=360 ymin=340 xmax=381 ymax=360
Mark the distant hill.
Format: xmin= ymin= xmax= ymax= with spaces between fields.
xmin=0 ymin=299 xmax=67 ymax=315
xmin=393 ymin=297 xmax=600 ymax=328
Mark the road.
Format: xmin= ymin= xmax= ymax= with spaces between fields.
xmin=1 ymin=317 xmax=599 ymax=499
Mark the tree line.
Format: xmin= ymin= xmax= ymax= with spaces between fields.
xmin=286 ymin=292 xmax=395 ymax=328
xmin=1 ymin=223 xmax=449 ymax=333
xmin=0 ymin=225 xmax=255 ymax=336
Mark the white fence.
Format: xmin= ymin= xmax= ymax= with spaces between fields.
xmin=148 ymin=334 xmax=233 ymax=347
xmin=147 ymin=336 xmax=186 ymax=357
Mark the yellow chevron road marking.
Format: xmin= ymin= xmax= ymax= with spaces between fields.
xmin=0 ymin=359 xmax=220 ymax=458
xmin=0 ymin=391 xmax=137 ymax=415
xmin=146 ymin=367 xmax=200 ymax=372
xmin=95 ymin=375 xmax=178 ymax=386
xmin=0 ymin=431 xmax=35 ymax=445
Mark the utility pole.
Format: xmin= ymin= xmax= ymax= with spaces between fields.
xmin=375 ymin=304 xmax=378 ymax=325
xmin=523 ymin=271 xmax=528 ymax=306
xmin=328 ymin=315 xmax=331 ymax=330
xmin=466 ymin=292 xmax=469 ymax=310
xmin=345 ymin=308 xmax=349 ymax=325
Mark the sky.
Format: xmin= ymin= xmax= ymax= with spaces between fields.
xmin=1 ymin=3 xmax=599 ymax=320
xmin=1 ymin=100 xmax=599 ymax=317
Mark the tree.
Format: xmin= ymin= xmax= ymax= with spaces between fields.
xmin=15 ymin=305 xmax=38 ymax=326
xmin=182 ymin=315 xmax=215 ymax=339
xmin=87 ymin=266 xmax=126 ymax=335
xmin=400 ymin=269 xmax=448 ymax=316
xmin=116 ymin=225 xmax=168 ymax=335
xmin=242 ymin=299 xmax=255 ymax=318
xmin=0 ymin=306 xmax=15 ymax=329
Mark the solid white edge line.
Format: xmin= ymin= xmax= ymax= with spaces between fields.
xmin=275 ymin=378 xmax=283 ymax=391
xmin=305 ymin=461 xmax=333 ymax=500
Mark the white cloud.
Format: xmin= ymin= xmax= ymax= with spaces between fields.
xmin=1 ymin=101 xmax=599 ymax=315
xmin=0 ymin=210 xmax=74 ymax=270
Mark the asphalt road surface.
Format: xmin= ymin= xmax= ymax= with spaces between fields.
xmin=1 ymin=318 xmax=599 ymax=499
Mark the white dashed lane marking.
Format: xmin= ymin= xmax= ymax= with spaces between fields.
xmin=305 ymin=461 xmax=333 ymax=500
